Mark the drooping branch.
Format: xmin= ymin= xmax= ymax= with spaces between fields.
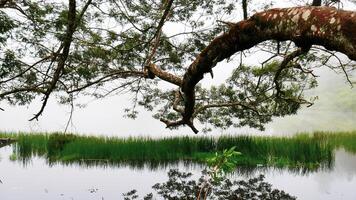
xmin=242 ymin=0 xmax=248 ymax=20
xmin=273 ymin=47 xmax=309 ymax=97
xmin=0 ymin=85 xmax=46 ymax=97
xmin=174 ymin=6 xmax=356 ymax=132
xmin=152 ymin=0 xmax=174 ymax=41
xmin=313 ymin=46 xmax=354 ymax=86
xmin=67 ymin=70 xmax=146 ymax=93
xmin=0 ymin=55 xmax=53 ymax=85
xmin=193 ymin=102 xmax=263 ymax=118
xmin=172 ymin=90 xmax=184 ymax=114
xmin=30 ymin=0 xmax=78 ymax=121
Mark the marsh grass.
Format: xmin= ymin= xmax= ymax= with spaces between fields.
xmin=314 ymin=131 xmax=356 ymax=153
xmin=3 ymin=131 xmax=356 ymax=170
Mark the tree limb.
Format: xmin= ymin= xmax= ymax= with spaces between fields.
xmin=30 ymin=0 xmax=78 ymax=121
xmin=67 ymin=70 xmax=145 ymax=93
xmin=242 ymin=0 xmax=248 ymax=19
xmin=177 ymin=6 xmax=356 ymax=132
xmin=144 ymin=0 xmax=178 ymax=85
xmin=273 ymin=47 xmax=309 ymax=97
xmin=311 ymin=0 xmax=322 ymax=6
xmin=193 ymin=102 xmax=264 ymax=118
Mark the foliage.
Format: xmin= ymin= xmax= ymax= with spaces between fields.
xmin=206 ymin=146 xmax=241 ymax=183
xmin=192 ymin=61 xmax=318 ymax=131
xmin=0 ymin=1 xmax=354 ymax=133
xmin=122 ymin=148 xmax=296 ymax=200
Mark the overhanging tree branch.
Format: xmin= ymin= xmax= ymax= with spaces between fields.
xmin=176 ymin=6 xmax=356 ymax=132
xmin=30 ymin=0 xmax=93 ymax=121
xmin=2 ymin=2 xmax=356 ymax=134
xmin=30 ymin=0 xmax=78 ymax=121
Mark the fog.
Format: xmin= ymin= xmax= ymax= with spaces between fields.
xmin=0 ymin=61 xmax=355 ymax=137
xmin=266 ymin=68 xmax=356 ymax=135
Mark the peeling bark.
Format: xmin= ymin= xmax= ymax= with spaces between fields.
xmin=179 ymin=6 xmax=356 ymax=132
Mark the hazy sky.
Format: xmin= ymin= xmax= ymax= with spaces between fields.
xmin=0 ymin=1 xmax=355 ymax=137
xmin=1 ymin=59 xmax=354 ymax=137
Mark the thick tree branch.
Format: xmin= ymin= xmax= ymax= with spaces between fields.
xmin=312 ymin=0 xmax=322 ymax=6
xmin=177 ymin=6 xmax=356 ymax=132
xmin=145 ymin=63 xmax=182 ymax=86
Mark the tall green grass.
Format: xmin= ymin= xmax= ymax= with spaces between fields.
xmin=3 ymin=131 xmax=356 ymax=170
xmin=314 ymin=131 xmax=356 ymax=153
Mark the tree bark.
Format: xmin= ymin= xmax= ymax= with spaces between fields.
xmin=180 ymin=6 xmax=356 ymax=132
xmin=312 ymin=0 xmax=322 ymax=6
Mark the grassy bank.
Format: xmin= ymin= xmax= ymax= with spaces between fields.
xmin=1 ymin=131 xmax=356 ymax=169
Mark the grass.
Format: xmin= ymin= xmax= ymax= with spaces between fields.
xmin=1 ymin=131 xmax=356 ymax=170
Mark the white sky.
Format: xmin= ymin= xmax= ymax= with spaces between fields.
xmin=0 ymin=1 xmax=355 ymax=137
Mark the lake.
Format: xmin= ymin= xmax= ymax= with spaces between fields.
xmin=1 ymin=145 xmax=356 ymax=200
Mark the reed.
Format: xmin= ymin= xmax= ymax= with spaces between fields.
xmin=313 ymin=131 xmax=356 ymax=153
xmin=4 ymin=131 xmax=356 ymax=169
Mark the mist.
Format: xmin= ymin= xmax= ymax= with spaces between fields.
xmin=266 ymin=68 xmax=356 ymax=135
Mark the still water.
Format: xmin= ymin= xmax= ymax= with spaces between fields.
xmin=1 ymin=145 xmax=356 ymax=200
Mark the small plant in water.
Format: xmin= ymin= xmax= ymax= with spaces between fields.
xmin=123 ymin=147 xmax=296 ymax=200
xmin=198 ymin=146 xmax=241 ymax=199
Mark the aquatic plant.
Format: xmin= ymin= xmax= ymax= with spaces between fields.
xmin=4 ymin=131 xmax=356 ymax=170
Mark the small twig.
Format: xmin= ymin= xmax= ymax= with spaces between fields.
xmin=64 ymin=94 xmax=74 ymax=134
xmin=293 ymin=64 xmax=319 ymax=78
xmin=67 ymin=70 xmax=145 ymax=93
xmin=313 ymin=46 xmax=354 ymax=87
xmin=340 ymin=64 xmax=353 ymax=87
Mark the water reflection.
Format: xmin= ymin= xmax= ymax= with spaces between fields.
xmin=9 ymin=146 xmax=335 ymax=174
xmin=1 ymin=146 xmax=356 ymax=199
xmin=1 ymin=141 xmax=353 ymax=175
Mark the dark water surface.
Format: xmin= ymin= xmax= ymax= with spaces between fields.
xmin=1 ymin=146 xmax=356 ymax=200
